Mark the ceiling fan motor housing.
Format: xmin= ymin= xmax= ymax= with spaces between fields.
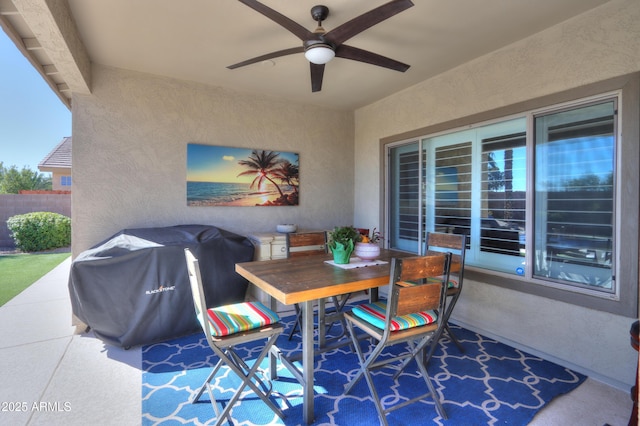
xmin=304 ymin=37 xmax=334 ymax=51
xmin=310 ymin=5 xmax=329 ymax=23
xmin=305 ymin=6 xmax=334 ymax=65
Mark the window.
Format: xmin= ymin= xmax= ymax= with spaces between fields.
xmin=480 ymin=131 xmax=526 ymax=260
xmin=388 ymin=142 xmax=424 ymax=252
xmin=386 ymin=97 xmax=619 ymax=298
xmin=61 ymin=175 xmax=72 ymax=186
xmin=384 ymin=75 xmax=639 ymax=317
xmin=533 ymin=101 xmax=615 ymax=292
xmin=389 ymin=118 xmax=528 ymax=276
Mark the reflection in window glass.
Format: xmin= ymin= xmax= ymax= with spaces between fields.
xmin=389 ymin=142 xmax=425 ymax=252
xmin=434 ymin=142 xmax=472 ymax=238
xmin=534 ymin=101 xmax=615 ymax=291
xmin=481 ymin=133 xmax=526 ymax=257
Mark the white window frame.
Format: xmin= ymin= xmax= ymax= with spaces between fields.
xmin=528 ymin=94 xmax=618 ymax=298
xmin=382 ymin=73 xmax=639 ymax=317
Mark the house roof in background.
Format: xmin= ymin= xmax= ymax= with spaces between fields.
xmin=38 ymin=136 xmax=71 ymax=170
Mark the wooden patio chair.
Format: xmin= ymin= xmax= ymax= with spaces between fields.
xmin=285 ymin=231 xmax=349 ymax=340
xmin=424 ymin=232 xmax=467 ymax=361
xmin=184 ymin=248 xmax=287 ymax=425
xmin=343 ymin=253 xmax=452 ymax=424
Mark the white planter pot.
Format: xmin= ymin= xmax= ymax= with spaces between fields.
xmin=354 ymin=242 xmax=381 ymax=260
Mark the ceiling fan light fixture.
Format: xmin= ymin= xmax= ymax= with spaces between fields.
xmin=230 ymin=1 xmax=414 ymax=92
xmin=304 ymin=44 xmax=335 ymax=64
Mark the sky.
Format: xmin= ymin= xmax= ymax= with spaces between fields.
xmin=0 ymin=30 xmax=72 ymax=173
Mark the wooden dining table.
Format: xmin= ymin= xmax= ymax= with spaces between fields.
xmin=235 ymin=248 xmax=413 ymax=425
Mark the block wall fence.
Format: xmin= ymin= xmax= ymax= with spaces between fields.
xmin=0 ymin=192 xmax=71 ymax=248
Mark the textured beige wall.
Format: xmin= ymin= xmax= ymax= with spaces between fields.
xmin=355 ymin=0 xmax=639 ymax=229
xmin=71 ymin=65 xmax=354 ymax=254
xmin=354 ymin=0 xmax=639 ymax=388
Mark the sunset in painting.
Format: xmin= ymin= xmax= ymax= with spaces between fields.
xmin=187 ymin=144 xmax=299 ymax=206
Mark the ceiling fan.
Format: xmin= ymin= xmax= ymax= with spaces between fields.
xmin=228 ymin=0 xmax=414 ymax=92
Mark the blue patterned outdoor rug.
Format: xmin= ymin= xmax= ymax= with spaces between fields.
xmin=142 ymin=316 xmax=586 ymax=425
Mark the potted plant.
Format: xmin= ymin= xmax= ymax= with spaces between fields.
xmin=354 ymin=228 xmax=382 ymax=260
xmin=328 ymin=226 xmax=360 ymax=264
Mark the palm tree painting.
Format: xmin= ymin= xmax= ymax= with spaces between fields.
xmin=186 ymin=144 xmax=299 ymax=206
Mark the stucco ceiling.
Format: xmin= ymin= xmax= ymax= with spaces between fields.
xmin=2 ymin=0 xmax=612 ymax=111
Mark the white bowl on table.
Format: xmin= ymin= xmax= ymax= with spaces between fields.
xmin=276 ymin=224 xmax=298 ymax=233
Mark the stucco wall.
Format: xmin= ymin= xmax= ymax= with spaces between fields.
xmin=353 ymin=0 xmax=639 ymax=389
xmin=68 ymin=0 xmax=638 ymax=390
xmin=71 ymin=65 xmax=354 ymax=254
xmin=50 ymin=171 xmax=71 ymax=191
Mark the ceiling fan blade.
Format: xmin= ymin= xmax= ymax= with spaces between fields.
xmin=325 ymin=0 xmax=414 ymax=46
xmin=227 ymin=47 xmax=303 ymax=69
xmin=310 ymin=63 xmax=325 ymax=92
xmin=335 ymin=45 xmax=410 ymax=72
xmin=237 ymin=0 xmax=312 ymax=40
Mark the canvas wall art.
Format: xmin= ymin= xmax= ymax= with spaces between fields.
xmin=187 ymin=144 xmax=299 ymax=206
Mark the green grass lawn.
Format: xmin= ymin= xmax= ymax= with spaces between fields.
xmin=0 ymin=252 xmax=71 ymax=306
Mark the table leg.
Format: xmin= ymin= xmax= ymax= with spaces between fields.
xmin=301 ymin=300 xmax=315 ymax=424
xmin=317 ymin=297 xmax=327 ymax=348
xmin=369 ymin=287 xmax=379 ymax=303
xmin=269 ymin=294 xmax=277 ymax=313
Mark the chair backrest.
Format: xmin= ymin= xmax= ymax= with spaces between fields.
xmin=184 ymin=248 xmax=214 ymax=340
xmin=287 ymin=231 xmax=327 ymax=257
xmin=356 ymin=228 xmax=369 ymax=237
xmin=387 ymin=253 xmax=451 ymax=319
xmin=425 ymin=232 xmax=467 ymax=283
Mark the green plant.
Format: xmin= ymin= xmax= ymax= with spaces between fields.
xmin=359 ymin=227 xmax=382 ymax=245
xmin=328 ymin=226 xmax=360 ymax=251
xmin=7 ymin=212 xmax=71 ymax=252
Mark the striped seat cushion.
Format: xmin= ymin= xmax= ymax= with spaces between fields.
xmin=204 ymin=301 xmax=280 ymax=337
xmin=351 ymin=301 xmax=437 ymax=332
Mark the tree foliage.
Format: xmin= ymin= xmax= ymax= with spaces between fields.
xmin=271 ymin=160 xmax=299 ymax=193
xmin=564 ymin=172 xmax=613 ymax=191
xmin=236 ymin=150 xmax=286 ymax=197
xmin=0 ymin=162 xmax=51 ymax=193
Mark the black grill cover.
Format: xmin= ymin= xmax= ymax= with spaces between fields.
xmin=68 ymin=225 xmax=254 ymax=347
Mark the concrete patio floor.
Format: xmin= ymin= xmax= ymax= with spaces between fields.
xmin=0 ymin=257 xmax=633 ymax=425
xmin=1 ymin=258 xmax=140 ymax=425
